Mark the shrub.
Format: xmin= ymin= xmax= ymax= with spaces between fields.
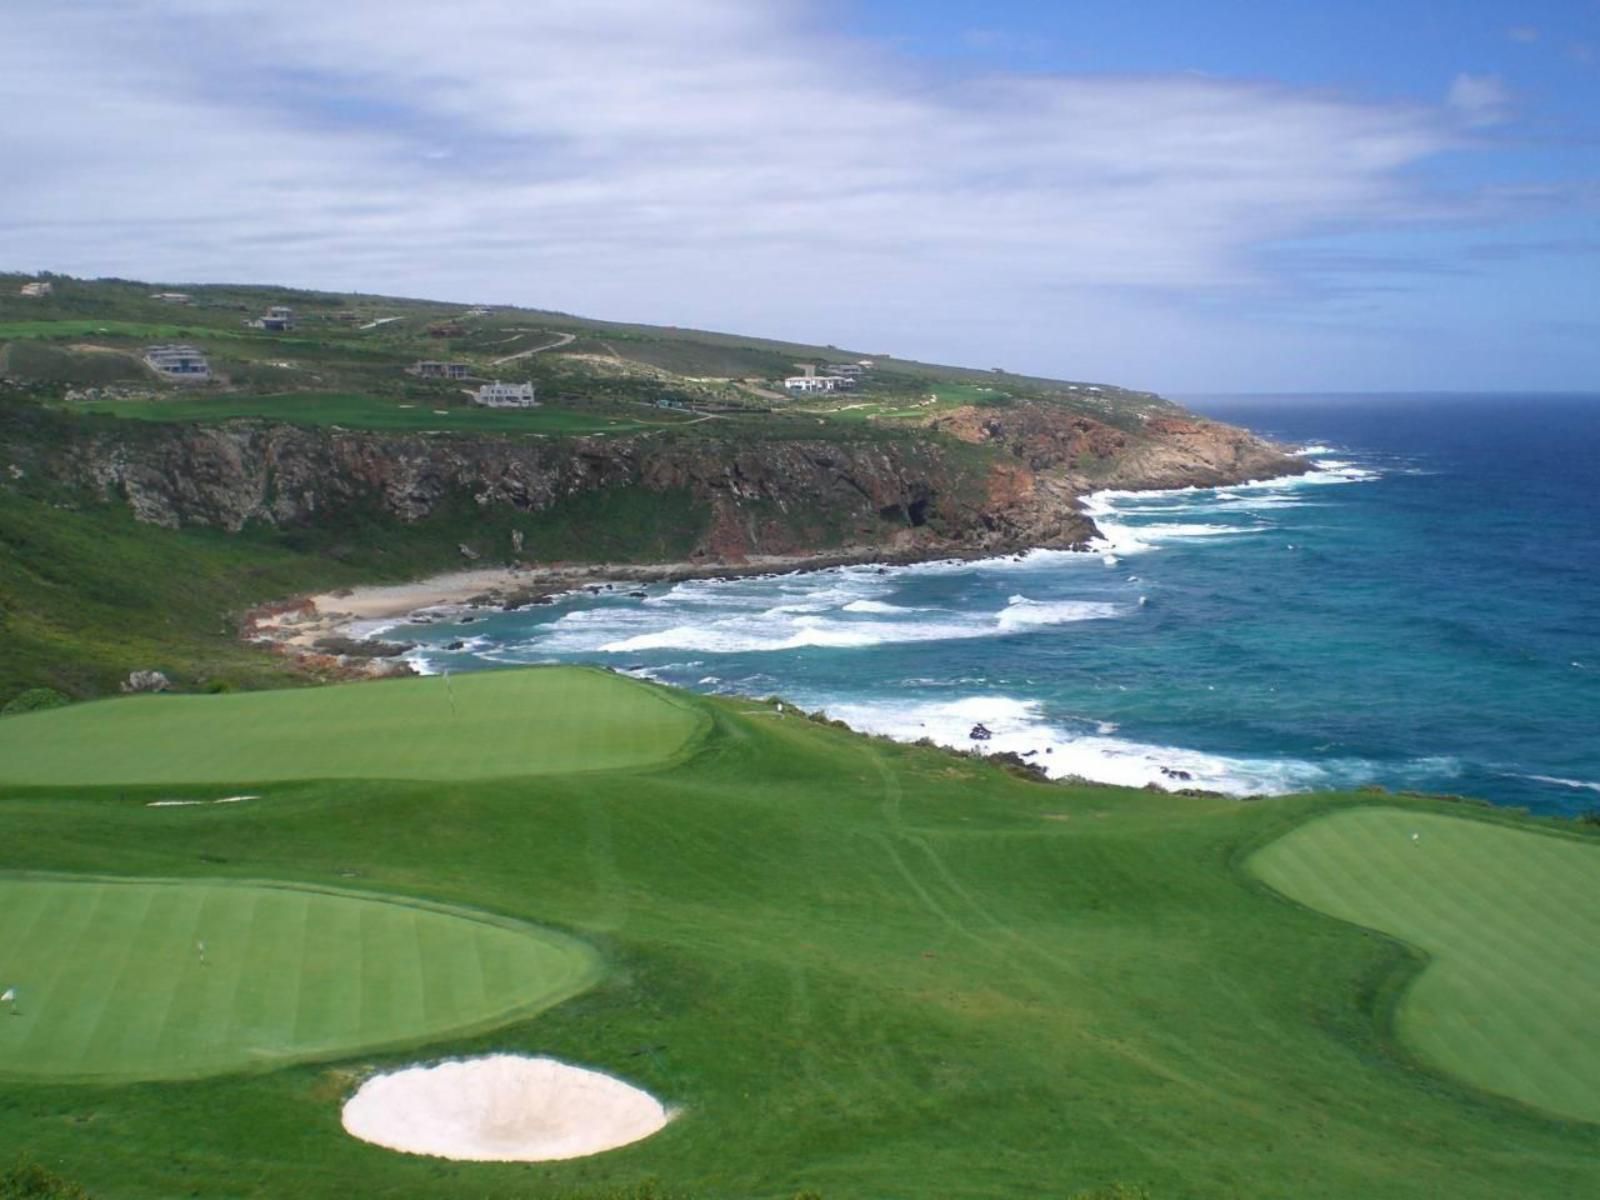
xmin=0 ymin=1160 xmax=91 ymax=1200
xmin=0 ymin=687 xmax=70 ymax=717
xmin=1069 ymin=1185 xmax=1151 ymax=1200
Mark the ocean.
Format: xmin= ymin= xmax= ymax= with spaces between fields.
xmin=388 ymin=394 xmax=1600 ymax=815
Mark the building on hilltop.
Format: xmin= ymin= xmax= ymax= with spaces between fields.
xmin=783 ymin=375 xmax=853 ymax=393
xmin=144 ymin=344 xmax=211 ymax=382
xmin=19 ymin=281 xmax=52 ymax=298
xmin=150 ymin=292 xmax=193 ymax=305
xmin=250 ymin=305 xmax=295 ymax=332
xmin=409 ymin=360 xmax=472 ymax=380
xmin=473 ymin=381 xmax=537 ymax=408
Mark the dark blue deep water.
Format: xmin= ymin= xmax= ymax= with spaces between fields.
xmin=392 ymin=394 xmax=1600 ymax=814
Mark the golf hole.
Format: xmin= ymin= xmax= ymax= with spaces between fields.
xmin=340 ymin=1055 xmax=672 ymax=1162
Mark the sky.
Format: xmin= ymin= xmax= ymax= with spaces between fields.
xmin=2 ymin=1 xmax=1596 ymax=393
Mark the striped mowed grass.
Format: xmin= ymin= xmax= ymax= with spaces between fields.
xmin=0 ymin=667 xmax=706 ymax=785
xmin=0 ymin=877 xmax=601 ymax=1081
xmin=1250 ymin=806 xmax=1600 ymax=1122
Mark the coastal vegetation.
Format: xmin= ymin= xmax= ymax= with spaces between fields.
xmin=0 ymin=668 xmax=1597 ymax=1197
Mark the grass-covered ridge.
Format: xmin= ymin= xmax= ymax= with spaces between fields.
xmin=0 ymin=272 xmax=1172 ymax=435
xmin=0 ymin=667 xmax=1596 ymax=1198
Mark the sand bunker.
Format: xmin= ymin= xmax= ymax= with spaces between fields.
xmin=340 ymin=1055 xmax=671 ymax=1162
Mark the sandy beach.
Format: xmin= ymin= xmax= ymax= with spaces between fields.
xmin=245 ymin=545 xmax=980 ymax=662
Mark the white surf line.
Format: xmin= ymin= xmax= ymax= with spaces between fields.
xmin=1519 ymin=774 xmax=1600 ymax=794
xmin=147 ymin=795 xmax=260 ymax=808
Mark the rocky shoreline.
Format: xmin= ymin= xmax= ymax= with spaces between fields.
xmin=245 ymin=448 xmax=1314 ymax=678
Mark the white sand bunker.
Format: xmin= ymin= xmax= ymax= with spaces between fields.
xmin=341 ymin=1054 xmax=671 ymax=1162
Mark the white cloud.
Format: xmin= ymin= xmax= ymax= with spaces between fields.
xmin=1446 ymin=73 xmax=1514 ymax=126
xmin=0 ymin=1 xmax=1556 ymax=388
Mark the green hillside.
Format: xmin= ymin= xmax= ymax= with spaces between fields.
xmin=0 ymin=272 xmax=1171 ymax=435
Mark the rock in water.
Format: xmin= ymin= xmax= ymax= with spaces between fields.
xmin=969 ymin=723 xmax=993 ymax=741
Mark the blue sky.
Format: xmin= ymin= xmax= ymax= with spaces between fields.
xmin=2 ymin=0 xmax=1595 ymax=392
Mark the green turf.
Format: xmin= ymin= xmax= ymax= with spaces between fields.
xmin=0 ymin=877 xmax=599 ymax=1082
xmin=1250 ymin=806 xmax=1600 ymax=1123
xmin=0 ymin=668 xmax=705 ymax=785
xmin=1 ymin=679 xmax=1598 ymax=1198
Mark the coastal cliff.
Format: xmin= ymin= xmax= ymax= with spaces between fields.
xmin=44 ymin=400 xmax=1304 ymax=566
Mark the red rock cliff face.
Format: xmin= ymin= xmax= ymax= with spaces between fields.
xmin=48 ymin=401 xmax=1306 ymax=563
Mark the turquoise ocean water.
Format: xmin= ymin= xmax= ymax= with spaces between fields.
xmin=388 ymin=394 xmax=1600 ymax=814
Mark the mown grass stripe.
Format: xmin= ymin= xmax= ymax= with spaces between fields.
xmin=0 ymin=878 xmax=599 ymax=1081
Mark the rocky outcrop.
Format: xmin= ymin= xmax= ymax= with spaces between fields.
xmin=43 ymin=400 xmax=1306 ymax=563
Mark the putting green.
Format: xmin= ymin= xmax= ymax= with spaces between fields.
xmin=0 ymin=667 xmax=704 ymax=785
xmin=1251 ymin=806 xmax=1600 ymax=1122
xmin=0 ymin=877 xmax=601 ymax=1082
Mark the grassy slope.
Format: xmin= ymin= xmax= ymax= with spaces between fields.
xmin=65 ymin=390 xmax=683 ymax=435
xmin=0 ymin=671 xmax=1595 ymax=1199
xmin=0 ymin=877 xmax=600 ymax=1082
xmin=1250 ymin=805 xmax=1600 ymax=1123
xmin=0 ymin=273 xmax=1170 ymax=431
xmin=0 ymin=668 xmax=706 ymax=784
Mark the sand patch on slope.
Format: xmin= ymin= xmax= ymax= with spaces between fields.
xmin=341 ymin=1055 xmax=670 ymax=1162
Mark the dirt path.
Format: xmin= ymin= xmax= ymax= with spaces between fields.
xmin=491 ymin=331 xmax=576 ymax=366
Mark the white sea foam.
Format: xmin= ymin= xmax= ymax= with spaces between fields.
xmin=996 ymin=596 xmax=1122 ymax=630
xmin=1519 ymin=773 xmax=1600 ymax=794
xmin=1296 ymin=444 xmax=1339 ymax=456
xmin=820 ymin=696 xmax=1309 ymax=794
xmin=821 ymin=695 xmax=1449 ymax=797
xmin=592 ymin=594 xmax=1123 ymax=655
xmin=842 ymin=599 xmax=921 ymax=614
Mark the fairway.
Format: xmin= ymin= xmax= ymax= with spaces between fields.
xmin=0 ymin=667 xmax=704 ymax=785
xmin=1251 ymin=806 xmax=1600 ymax=1122
xmin=0 ymin=877 xmax=601 ymax=1081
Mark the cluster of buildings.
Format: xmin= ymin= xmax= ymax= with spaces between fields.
xmin=409 ymin=360 xmax=471 ymax=380
xmin=782 ymin=361 xmax=872 ymax=394
xmin=18 ymin=281 xmax=52 ymax=298
xmin=144 ymin=344 xmax=211 ymax=382
xmin=406 ymin=360 xmax=535 ymax=407
xmin=150 ymin=292 xmax=193 ymax=305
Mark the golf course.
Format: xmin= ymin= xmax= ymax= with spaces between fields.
xmin=0 ymin=878 xmax=600 ymax=1081
xmin=0 ymin=666 xmax=1597 ymax=1198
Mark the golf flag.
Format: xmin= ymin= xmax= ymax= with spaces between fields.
xmin=1 ymin=988 xmax=15 ymax=1005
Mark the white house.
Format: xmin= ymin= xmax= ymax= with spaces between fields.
xmin=784 ymin=376 xmax=833 ymax=393
xmin=19 ymin=281 xmax=52 ymax=298
xmin=474 ymin=381 xmax=538 ymax=408
xmin=783 ymin=375 xmax=853 ymax=393
xmin=144 ymin=344 xmax=211 ymax=382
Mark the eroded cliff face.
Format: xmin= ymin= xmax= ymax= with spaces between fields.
xmin=45 ymin=401 xmax=1306 ymax=563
